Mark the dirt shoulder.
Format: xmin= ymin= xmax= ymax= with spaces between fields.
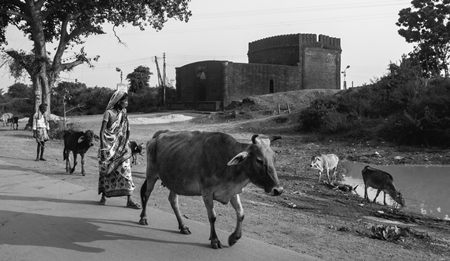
xmin=0 ymin=111 xmax=449 ymax=261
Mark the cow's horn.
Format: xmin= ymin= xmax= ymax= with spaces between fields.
xmin=251 ymin=134 xmax=259 ymax=144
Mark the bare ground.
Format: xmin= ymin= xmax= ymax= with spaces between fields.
xmin=1 ymin=91 xmax=450 ymax=260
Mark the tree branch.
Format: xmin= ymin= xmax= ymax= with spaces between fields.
xmin=60 ymin=59 xmax=85 ymax=71
xmin=112 ymin=25 xmax=127 ymax=46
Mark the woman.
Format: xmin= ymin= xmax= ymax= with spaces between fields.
xmin=32 ymin=103 xmax=49 ymax=161
xmin=98 ymin=90 xmax=140 ymax=209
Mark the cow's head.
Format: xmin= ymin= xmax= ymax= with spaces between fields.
xmin=227 ymin=134 xmax=283 ymax=196
xmin=393 ymin=191 xmax=406 ymax=207
xmin=77 ymin=130 xmax=95 ymax=147
xmin=136 ymin=143 xmax=144 ymax=155
xmin=310 ymin=156 xmax=324 ymax=172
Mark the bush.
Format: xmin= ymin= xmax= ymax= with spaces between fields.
xmin=298 ymin=67 xmax=450 ymax=147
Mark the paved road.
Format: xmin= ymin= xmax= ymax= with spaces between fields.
xmin=0 ymin=159 xmax=319 ymax=261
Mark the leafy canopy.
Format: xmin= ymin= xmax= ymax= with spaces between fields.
xmin=0 ymin=0 xmax=192 ymax=47
xmin=127 ymin=65 xmax=152 ymax=93
xmin=396 ymin=0 xmax=450 ymax=77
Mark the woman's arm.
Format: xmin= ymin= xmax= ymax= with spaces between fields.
xmin=99 ymin=120 xmax=107 ymax=149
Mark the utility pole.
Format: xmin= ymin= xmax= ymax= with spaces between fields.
xmin=155 ymin=56 xmax=165 ymax=106
xmin=162 ymin=53 xmax=166 ymax=106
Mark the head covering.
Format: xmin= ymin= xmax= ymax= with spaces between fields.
xmin=106 ymin=90 xmax=127 ymax=111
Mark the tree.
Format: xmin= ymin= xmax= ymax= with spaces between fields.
xmin=0 ymin=0 xmax=192 ymax=113
xmin=396 ymin=0 xmax=450 ymax=77
xmin=127 ymin=65 xmax=152 ymax=93
xmin=7 ymin=82 xmax=32 ymax=98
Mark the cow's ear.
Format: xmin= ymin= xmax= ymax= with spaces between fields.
xmin=77 ymin=136 xmax=85 ymax=143
xmin=227 ymin=151 xmax=249 ymax=166
xmin=270 ymin=136 xmax=282 ymax=142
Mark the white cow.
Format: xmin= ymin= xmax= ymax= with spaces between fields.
xmin=1 ymin=113 xmax=13 ymax=127
xmin=310 ymin=154 xmax=339 ymax=182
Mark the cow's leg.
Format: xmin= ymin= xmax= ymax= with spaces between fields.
xmin=80 ymin=153 xmax=85 ymax=176
xmin=70 ymin=152 xmax=77 ymax=174
xmin=139 ymin=177 xmax=159 ymax=225
xmin=383 ymin=191 xmax=387 ymax=205
xmin=318 ymin=171 xmax=322 ymax=182
xmin=168 ymin=191 xmax=191 ymax=234
xmin=364 ymin=185 xmax=370 ymax=202
xmin=65 ymin=150 xmax=70 ymax=173
xmin=326 ymin=168 xmax=331 ymax=183
xmin=373 ymin=189 xmax=382 ymax=203
xmin=228 ymin=194 xmax=244 ymax=247
xmin=202 ymin=193 xmax=221 ymax=249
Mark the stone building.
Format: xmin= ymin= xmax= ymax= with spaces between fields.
xmin=174 ymin=33 xmax=341 ymax=111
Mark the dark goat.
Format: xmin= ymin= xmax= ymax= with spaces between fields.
xmin=130 ymin=140 xmax=144 ymax=165
xmin=63 ymin=130 xmax=95 ymax=176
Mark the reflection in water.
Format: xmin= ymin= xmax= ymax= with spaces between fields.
xmin=341 ymin=161 xmax=450 ymax=220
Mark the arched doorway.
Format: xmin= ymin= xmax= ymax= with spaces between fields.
xmin=269 ymin=80 xmax=274 ymax=93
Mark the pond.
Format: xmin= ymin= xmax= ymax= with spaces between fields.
xmin=341 ymin=161 xmax=450 ymax=220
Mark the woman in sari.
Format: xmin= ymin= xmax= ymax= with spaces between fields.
xmin=98 ymin=90 xmax=140 ymax=209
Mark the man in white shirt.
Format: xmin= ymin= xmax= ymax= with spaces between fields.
xmin=32 ymin=103 xmax=50 ymax=161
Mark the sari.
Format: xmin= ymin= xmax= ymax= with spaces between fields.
xmin=98 ymin=91 xmax=135 ymax=197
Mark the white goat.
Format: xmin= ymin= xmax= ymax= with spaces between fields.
xmin=310 ymin=154 xmax=339 ymax=182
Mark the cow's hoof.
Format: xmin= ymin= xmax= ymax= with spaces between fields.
xmin=210 ymin=239 xmax=222 ymax=249
xmin=180 ymin=226 xmax=191 ymax=235
xmin=228 ymin=233 xmax=241 ymax=247
xmin=82 ymin=173 xmax=85 ymax=176
xmin=139 ymin=218 xmax=148 ymax=225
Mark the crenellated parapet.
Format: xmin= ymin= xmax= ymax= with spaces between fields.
xmin=248 ymin=33 xmax=341 ymax=54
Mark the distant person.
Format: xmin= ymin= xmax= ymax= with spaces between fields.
xmin=32 ymin=103 xmax=50 ymax=161
xmin=98 ymin=90 xmax=140 ymax=209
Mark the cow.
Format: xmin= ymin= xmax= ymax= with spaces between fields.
xmin=129 ymin=140 xmax=144 ymax=165
xmin=8 ymin=116 xmax=19 ymax=130
xmin=362 ymin=165 xmax=405 ymax=207
xmin=63 ymin=129 xmax=95 ymax=176
xmin=1 ymin=113 xmax=13 ymax=127
xmin=310 ymin=154 xmax=339 ymax=183
xmin=139 ymin=130 xmax=283 ymax=249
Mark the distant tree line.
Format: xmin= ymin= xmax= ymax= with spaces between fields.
xmin=0 ymin=64 xmax=175 ymax=118
xmin=1 ymin=81 xmax=176 ymax=118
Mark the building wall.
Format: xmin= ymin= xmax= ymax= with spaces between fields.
xmin=175 ymin=61 xmax=225 ymax=103
xmin=175 ymin=33 xmax=342 ymax=110
xmin=302 ymin=47 xmax=340 ymax=89
xmin=224 ymin=62 xmax=301 ymax=106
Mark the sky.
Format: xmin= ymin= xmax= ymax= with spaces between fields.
xmin=0 ymin=0 xmax=415 ymax=92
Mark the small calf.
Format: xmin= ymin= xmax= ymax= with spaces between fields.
xmin=310 ymin=154 xmax=339 ymax=182
xmin=63 ymin=130 xmax=95 ymax=176
xmin=362 ymin=165 xmax=405 ymax=207
xmin=130 ymin=140 xmax=144 ymax=165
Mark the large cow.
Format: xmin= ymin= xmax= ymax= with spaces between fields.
xmin=139 ymin=130 xmax=283 ymax=249
xmin=63 ymin=129 xmax=95 ymax=176
xmin=362 ymin=166 xmax=405 ymax=207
